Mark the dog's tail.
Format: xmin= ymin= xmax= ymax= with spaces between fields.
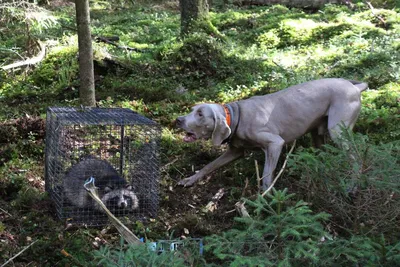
xmin=348 ymin=80 xmax=368 ymax=92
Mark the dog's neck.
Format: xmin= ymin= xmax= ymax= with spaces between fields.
xmin=222 ymin=103 xmax=239 ymax=144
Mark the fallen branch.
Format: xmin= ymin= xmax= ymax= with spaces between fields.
xmin=0 ymin=207 xmax=11 ymax=217
xmin=235 ymin=201 xmax=250 ymax=217
xmin=95 ymin=36 xmax=145 ymax=52
xmin=241 ymin=177 xmax=249 ymax=198
xmin=366 ymin=1 xmax=386 ymax=28
xmin=1 ymin=41 xmax=46 ymax=71
xmin=203 ymin=188 xmax=225 ymax=213
xmin=1 ymin=240 xmax=38 ymax=267
xmin=60 ymin=24 xmax=146 ymax=52
xmin=262 ymin=140 xmax=296 ymax=197
xmin=84 ymin=178 xmax=142 ymax=245
xmin=161 ymin=157 xmax=179 ymax=172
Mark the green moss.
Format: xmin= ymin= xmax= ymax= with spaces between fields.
xmin=257 ymin=29 xmax=281 ymax=49
xmin=279 ymin=18 xmax=318 ymax=46
xmin=356 ymin=85 xmax=400 ymax=142
xmin=374 ymin=82 xmax=400 ymax=108
xmin=31 ymin=46 xmax=78 ymax=88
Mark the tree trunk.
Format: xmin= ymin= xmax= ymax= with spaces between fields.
xmin=180 ymin=0 xmax=209 ymax=35
xmin=75 ymin=0 xmax=96 ymax=107
xmin=234 ymin=0 xmax=344 ymax=8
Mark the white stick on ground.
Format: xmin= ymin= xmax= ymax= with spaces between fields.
xmin=204 ymin=188 xmax=225 ymax=212
xmin=1 ymin=241 xmax=38 ymax=267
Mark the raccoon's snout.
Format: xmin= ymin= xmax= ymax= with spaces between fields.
xmin=118 ymin=198 xmax=128 ymax=208
xmin=101 ymin=187 xmax=139 ymax=211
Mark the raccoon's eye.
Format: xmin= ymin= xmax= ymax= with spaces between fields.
xmin=125 ymin=185 xmax=132 ymax=190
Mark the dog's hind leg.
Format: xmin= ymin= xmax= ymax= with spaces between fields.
xmin=327 ymin=100 xmax=361 ymax=144
xmin=327 ymin=102 xmax=363 ymax=194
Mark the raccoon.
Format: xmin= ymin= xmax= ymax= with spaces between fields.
xmin=63 ymin=157 xmax=139 ymax=213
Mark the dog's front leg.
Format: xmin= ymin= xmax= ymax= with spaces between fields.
xmin=178 ymin=146 xmax=244 ymax=187
xmin=259 ymin=134 xmax=285 ymax=190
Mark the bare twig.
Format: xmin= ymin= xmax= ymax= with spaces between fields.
xmin=0 ymin=207 xmax=11 ymax=217
xmin=241 ymin=177 xmax=249 ymax=198
xmin=161 ymin=157 xmax=179 ymax=171
xmin=255 ymin=160 xmax=260 ymax=192
xmin=262 ymin=140 xmax=296 ymax=197
xmin=95 ymin=36 xmax=145 ymax=52
xmin=225 ymin=208 xmax=236 ymax=214
xmin=0 ymin=48 xmax=24 ymax=60
xmin=1 ymin=240 xmax=38 ymax=267
xmin=366 ymin=2 xmax=386 ymax=27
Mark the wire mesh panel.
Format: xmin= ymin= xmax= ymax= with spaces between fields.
xmin=45 ymin=107 xmax=161 ymax=226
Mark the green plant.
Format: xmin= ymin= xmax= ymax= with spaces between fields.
xmin=318 ymin=235 xmax=400 ymax=266
xmin=205 ymin=189 xmax=330 ymax=266
xmin=93 ymin=238 xmax=204 ymax=266
xmin=288 ymin=131 xmax=400 ymax=237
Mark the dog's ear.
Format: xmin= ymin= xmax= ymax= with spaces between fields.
xmin=211 ymin=106 xmax=231 ymax=146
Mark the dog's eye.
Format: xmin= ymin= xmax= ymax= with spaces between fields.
xmin=197 ymin=110 xmax=203 ymax=117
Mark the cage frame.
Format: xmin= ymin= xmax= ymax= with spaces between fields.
xmin=45 ymin=106 xmax=161 ymax=226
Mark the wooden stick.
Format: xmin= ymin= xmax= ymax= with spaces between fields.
xmin=204 ymin=188 xmax=225 ymax=212
xmin=0 ymin=207 xmax=11 ymax=217
xmin=84 ymin=178 xmax=142 ymax=245
xmin=255 ymin=160 xmax=260 ymax=192
xmin=1 ymin=41 xmax=45 ymax=70
xmin=235 ymin=201 xmax=250 ymax=218
xmin=1 ymin=241 xmax=37 ymax=267
xmin=262 ymin=140 xmax=296 ymax=197
xmin=366 ymin=2 xmax=386 ymax=27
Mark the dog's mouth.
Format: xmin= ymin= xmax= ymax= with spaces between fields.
xmin=183 ymin=132 xmax=197 ymax=143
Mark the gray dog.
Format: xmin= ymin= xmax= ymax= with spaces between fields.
xmin=176 ymin=78 xmax=368 ymax=190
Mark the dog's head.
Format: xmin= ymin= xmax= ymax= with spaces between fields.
xmin=176 ymin=104 xmax=231 ymax=146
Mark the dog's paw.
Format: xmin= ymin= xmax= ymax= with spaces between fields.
xmin=177 ymin=176 xmax=198 ymax=187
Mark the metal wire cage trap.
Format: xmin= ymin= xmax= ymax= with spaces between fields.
xmin=45 ymin=107 xmax=161 ymax=226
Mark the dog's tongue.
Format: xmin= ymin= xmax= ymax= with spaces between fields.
xmin=183 ymin=133 xmax=197 ymax=142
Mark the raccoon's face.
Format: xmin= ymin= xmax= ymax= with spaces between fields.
xmin=101 ymin=184 xmax=139 ymax=211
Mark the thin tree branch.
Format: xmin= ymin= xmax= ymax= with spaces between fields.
xmin=1 ymin=240 xmax=38 ymax=267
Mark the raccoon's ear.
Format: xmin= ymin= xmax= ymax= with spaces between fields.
xmin=104 ymin=186 xmax=112 ymax=192
xmin=125 ymin=185 xmax=132 ymax=190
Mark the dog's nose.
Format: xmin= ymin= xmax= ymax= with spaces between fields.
xmin=176 ymin=116 xmax=184 ymax=127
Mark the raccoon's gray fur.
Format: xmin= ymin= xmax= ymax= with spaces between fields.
xmin=63 ymin=157 xmax=139 ymax=212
